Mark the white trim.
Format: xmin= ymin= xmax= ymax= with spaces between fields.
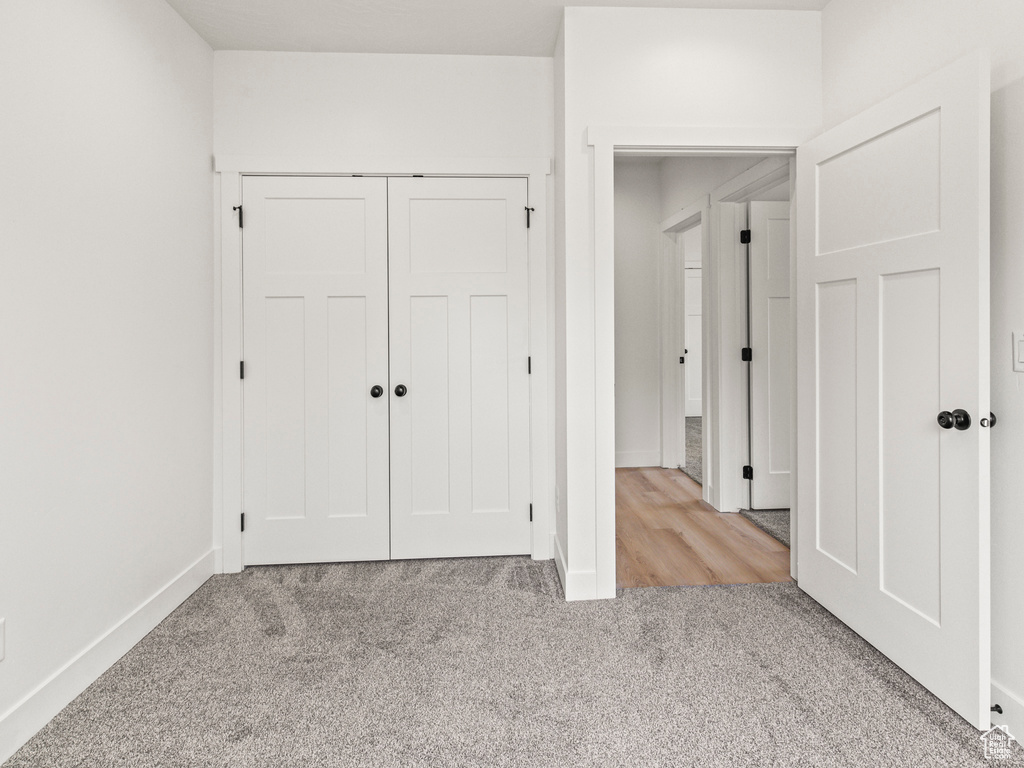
xmin=220 ymin=170 xmax=243 ymax=573
xmin=661 ymin=196 xmax=709 ymax=234
xmin=659 ymin=199 xmax=709 ymax=472
xmin=589 ymin=125 xmax=812 ymax=153
xmin=554 ymin=529 xmax=598 ymax=602
xmin=215 ymin=157 xmax=553 ymax=571
xmin=588 ymin=126 xmax=811 ymax=600
xmin=991 ymin=680 xmax=1024 ymax=740
xmin=616 ymin=451 xmax=662 ymax=468
xmin=0 ymin=551 xmax=215 ymax=764
xmin=788 ymin=157 xmax=799 ymax=580
xmin=709 ymin=201 xmax=749 ymax=513
xmin=711 ymin=156 xmax=791 ymax=203
xmin=660 ymin=230 xmax=683 ymax=469
xmin=553 ymin=532 xmax=567 ymax=593
xmin=215 ymin=155 xmax=552 ymax=178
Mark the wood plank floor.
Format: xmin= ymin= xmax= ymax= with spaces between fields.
xmin=616 ymin=467 xmax=793 ymax=588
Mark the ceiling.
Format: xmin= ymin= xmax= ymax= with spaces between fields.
xmin=164 ymin=0 xmax=831 ymax=57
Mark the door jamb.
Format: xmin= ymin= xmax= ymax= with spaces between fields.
xmin=659 ymin=198 xmax=707 ymax=474
xmin=213 ymin=156 xmax=553 ymax=574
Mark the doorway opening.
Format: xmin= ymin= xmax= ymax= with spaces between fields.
xmin=613 ymin=153 xmax=793 ymax=589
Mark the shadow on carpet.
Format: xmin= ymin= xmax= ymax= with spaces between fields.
xmin=6 ymin=557 xmax=1021 ymax=767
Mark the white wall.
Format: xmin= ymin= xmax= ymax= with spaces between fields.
xmin=823 ymin=0 xmax=1024 ymax=735
xmin=614 ymin=159 xmax=663 ymax=467
xmin=556 ymin=7 xmax=822 ymax=599
xmin=660 ymin=157 xmax=763 ymax=220
xmin=214 ymin=51 xmax=553 ymax=158
xmin=213 ymin=50 xmax=557 ymax=569
xmin=0 ymin=0 xmax=215 ymax=760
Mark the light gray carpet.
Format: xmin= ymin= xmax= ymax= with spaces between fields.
xmin=6 ymin=557 xmax=1020 ymax=768
xmin=741 ymin=509 xmax=791 ymax=548
xmin=682 ymin=416 xmax=702 ymax=485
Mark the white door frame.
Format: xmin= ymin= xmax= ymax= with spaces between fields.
xmin=658 ymin=198 xmax=707 ymax=474
xmin=707 ymin=156 xmax=792 ymax=516
xmin=213 ymin=156 xmax=553 ymax=574
xmin=590 ymin=126 xmax=812 ymax=597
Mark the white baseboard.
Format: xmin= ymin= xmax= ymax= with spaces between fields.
xmin=0 ymin=550 xmax=216 ymax=764
xmin=615 ymin=451 xmax=662 ymax=468
xmin=552 ymin=532 xmax=608 ymax=601
xmin=614 ymin=450 xmax=663 ymax=468
xmin=992 ymin=679 xmax=1024 ymax=740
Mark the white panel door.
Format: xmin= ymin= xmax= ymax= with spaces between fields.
xmin=796 ymin=54 xmax=990 ymax=728
xmin=749 ymin=201 xmax=791 ymax=509
xmin=242 ymin=176 xmax=390 ymax=565
xmin=683 ymin=267 xmax=703 ymax=418
xmin=387 ymin=177 xmax=532 ymax=559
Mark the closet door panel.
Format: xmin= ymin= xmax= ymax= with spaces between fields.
xmin=388 ymin=177 xmax=532 ymax=559
xmin=242 ymin=176 xmax=390 ymax=565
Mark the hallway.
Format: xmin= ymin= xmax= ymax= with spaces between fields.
xmin=616 ymin=467 xmax=791 ymax=588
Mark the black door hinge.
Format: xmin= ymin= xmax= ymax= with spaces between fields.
xmin=741 ymin=348 xmax=752 ymax=362
xmin=740 ymin=229 xmax=751 ymax=244
xmin=528 ymin=356 xmax=532 ymax=374
xmin=233 ymin=205 xmax=243 ymax=228
xmin=679 ymin=356 xmax=685 ymax=364
xmin=529 ymin=503 xmax=533 ymax=522
xmin=743 ymin=466 xmax=754 ymax=480
xmin=525 ymin=206 xmax=535 ymax=228
xmin=240 ymin=361 xmax=245 ymax=379
xmin=240 ymin=512 xmax=246 ymax=532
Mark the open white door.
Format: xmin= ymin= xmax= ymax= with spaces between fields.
xmin=796 ymin=53 xmax=990 ymax=728
xmin=749 ymin=201 xmax=791 ymax=509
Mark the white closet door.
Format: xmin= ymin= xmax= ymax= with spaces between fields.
xmin=387 ymin=177 xmax=532 ymax=559
xmin=796 ymin=54 xmax=990 ymax=728
xmin=749 ymin=201 xmax=791 ymax=509
xmin=242 ymin=176 xmax=390 ymax=565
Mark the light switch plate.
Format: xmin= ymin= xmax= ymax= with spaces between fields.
xmin=1014 ymin=332 xmax=1024 ymax=373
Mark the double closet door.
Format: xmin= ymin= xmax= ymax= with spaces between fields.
xmin=241 ymin=176 xmax=532 ymax=565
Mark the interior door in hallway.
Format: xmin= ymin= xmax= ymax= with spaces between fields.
xmin=796 ymin=54 xmax=990 ymax=729
xmin=242 ymin=176 xmax=391 ymax=565
xmin=748 ymin=201 xmax=791 ymax=509
xmin=683 ymin=266 xmax=703 ymax=418
xmin=387 ymin=177 xmax=532 ymax=559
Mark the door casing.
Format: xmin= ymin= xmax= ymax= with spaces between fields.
xmin=589 ymin=129 xmax=807 ymax=601
xmin=214 ymin=157 xmax=553 ymax=575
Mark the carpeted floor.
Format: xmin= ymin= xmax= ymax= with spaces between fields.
xmin=5 ymin=557 xmax=1020 ymax=768
xmin=682 ymin=416 xmax=702 ymax=485
xmin=740 ymin=509 xmax=791 ymax=548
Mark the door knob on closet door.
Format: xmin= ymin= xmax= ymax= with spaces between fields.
xmin=370 ymin=385 xmax=384 ymax=398
xmin=394 ymin=384 xmax=408 ymax=397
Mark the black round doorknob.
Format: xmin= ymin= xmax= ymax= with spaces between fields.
xmin=370 ymin=385 xmax=383 ymax=398
xmin=951 ymin=409 xmax=971 ymax=430
xmin=394 ymin=384 xmax=408 ymax=397
xmin=938 ymin=409 xmax=972 ymax=430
